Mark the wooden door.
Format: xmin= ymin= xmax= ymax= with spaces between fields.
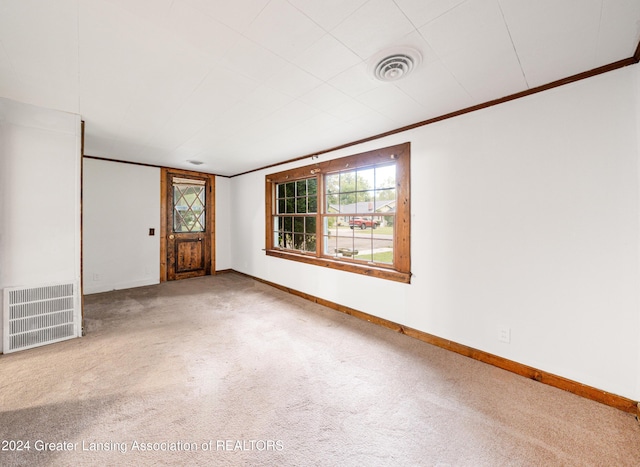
xmin=161 ymin=169 xmax=215 ymax=281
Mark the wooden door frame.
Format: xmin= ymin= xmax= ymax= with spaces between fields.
xmin=160 ymin=168 xmax=216 ymax=282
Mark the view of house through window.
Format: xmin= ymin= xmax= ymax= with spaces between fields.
xmin=266 ymin=142 xmax=411 ymax=283
xmin=324 ymin=164 xmax=396 ymax=264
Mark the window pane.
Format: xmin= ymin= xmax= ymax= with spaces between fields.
xmin=326 ymin=173 xmax=339 ymax=194
xmin=294 ymin=217 xmax=304 ymax=233
xmin=376 ymin=164 xmax=396 ymax=189
xmin=326 ymin=193 xmax=338 ymax=209
xmin=322 ymin=216 xmax=332 ymax=234
xmin=285 ymin=182 xmax=295 ymax=198
xmin=371 ymin=239 xmax=394 ymax=264
xmin=355 ymin=250 xmax=373 ymax=262
xmin=375 ymin=188 xmax=396 ymax=212
xmin=283 ymin=216 xmax=292 ymax=232
xmin=304 ymin=234 xmax=316 ymax=252
xmin=354 ymin=192 xmax=375 ymax=213
xmin=296 ymin=180 xmax=307 ymax=196
xmin=305 ymin=217 xmax=316 ymax=233
xmin=340 ymin=171 xmax=356 ymax=193
xmin=308 ymin=178 xmax=317 ymax=195
xmin=332 ymin=235 xmax=357 ymax=258
xmin=356 ymin=189 xmax=373 ymax=203
xmin=278 ymin=199 xmax=286 ymax=214
xmin=323 ymin=233 xmax=333 ymax=255
xmin=357 ymin=168 xmax=374 ymax=192
xmin=339 ymin=192 xmax=354 ymax=210
xmin=283 ymin=233 xmax=293 ymax=249
xmin=296 ymin=197 xmax=307 ymax=213
xmin=308 ymin=196 xmax=317 ymax=213
xmin=286 ymin=198 xmax=295 ymax=214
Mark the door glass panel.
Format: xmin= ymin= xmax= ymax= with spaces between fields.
xmin=173 ymin=179 xmax=206 ymax=232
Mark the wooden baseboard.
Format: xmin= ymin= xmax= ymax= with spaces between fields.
xmin=231 ymin=270 xmax=638 ymax=414
xmin=214 ymin=269 xmax=234 ymax=275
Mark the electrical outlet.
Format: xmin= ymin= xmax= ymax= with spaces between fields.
xmin=499 ymin=326 xmax=511 ymax=344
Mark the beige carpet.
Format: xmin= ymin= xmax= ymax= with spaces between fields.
xmin=1 ymin=273 xmax=639 ymax=466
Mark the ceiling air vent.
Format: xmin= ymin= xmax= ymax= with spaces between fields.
xmin=371 ymin=47 xmax=422 ymax=82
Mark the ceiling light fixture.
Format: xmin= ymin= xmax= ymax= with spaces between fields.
xmin=370 ymin=47 xmax=422 ymax=82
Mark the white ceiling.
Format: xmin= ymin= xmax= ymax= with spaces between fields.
xmin=1 ymin=0 xmax=639 ymax=176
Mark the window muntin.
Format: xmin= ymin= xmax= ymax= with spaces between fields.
xmin=265 ymin=142 xmax=410 ymax=283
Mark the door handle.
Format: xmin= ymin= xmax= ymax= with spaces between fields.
xmin=169 ymin=234 xmax=175 ymax=239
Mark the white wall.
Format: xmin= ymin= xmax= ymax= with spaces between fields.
xmin=215 ymin=176 xmax=232 ymax=271
xmin=230 ymin=65 xmax=640 ymax=400
xmin=83 ymin=159 xmax=160 ymax=294
xmin=0 ymin=98 xmax=82 ymax=347
xmin=83 ymin=163 xmax=232 ymax=292
xmin=635 ymin=65 xmax=640 ymax=399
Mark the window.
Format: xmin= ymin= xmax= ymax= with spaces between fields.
xmin=173 ymin=177 xmax=206 ymax=232
xmin=265 ymin=142 xmax=411 ymax=283
xmin=274 ymin=178 xmax=318 ymax=252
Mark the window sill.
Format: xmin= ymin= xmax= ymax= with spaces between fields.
xmin=265 ymin=249 xmax=411 ymax=284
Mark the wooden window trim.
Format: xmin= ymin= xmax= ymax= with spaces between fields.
xmin=265 ymin=142 xmax=411 ymax=283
